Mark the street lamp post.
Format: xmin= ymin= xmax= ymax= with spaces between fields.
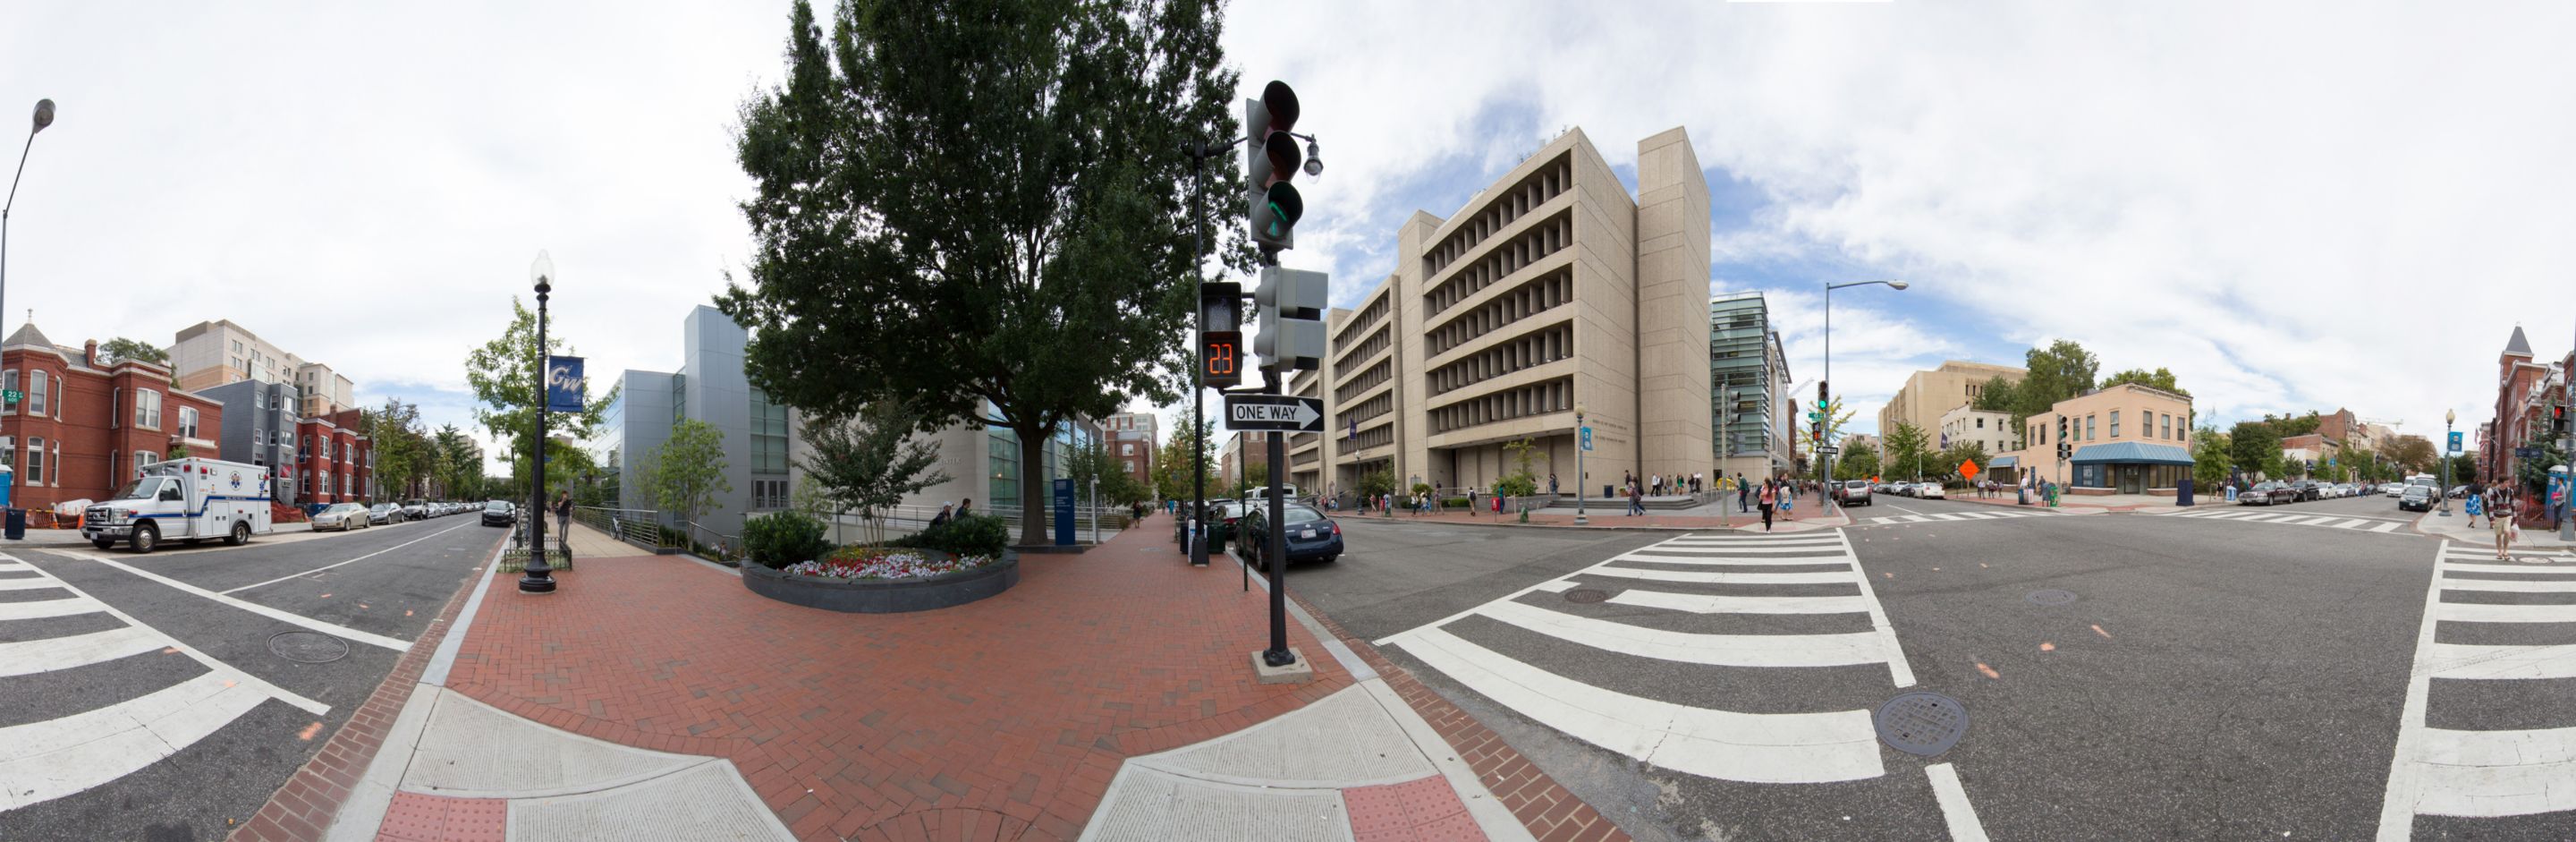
xmin=2564 ymin=316 xmax=2574 ymax=540
xmin=2440 ymin=408 xmax=2455 ymax=517
xmin=1574 ymin=403 xmax=1589 ymax=525
xmin=520 ymin=251 xmax=559 ymax=594
xmin=4 ymin=99 xmax=56 ymax=498
xmin=1822 ymin=279 xmax=1908 ymax=512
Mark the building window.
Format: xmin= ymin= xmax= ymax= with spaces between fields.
xmin=1976 ymin=418 xmax=1985 ymax=429
xmin=2162 ymin=413 xmax=2173 ymax=440
xmin=751 ymin=477 xmax=789 ymax=510
xmin=1121 ymin=443 xmax=1135 ymax=455
xmin=136 ymin=389 xmax=164 ymax=429
xmin=2109 ymin=411 xmax=2120 ymax=438
xmin=179 ymin=407 xmax=199 ymax=438
xmin=2085 ymin=415 xmax=2097 ymax=440
xmin=0 ymin=436 xmax=11 ymax=470
xmin=27 ymin=438 xmax=42 ymax=485
xmin=233 ymin=339 xmax=243 ymax=354
xmin=749 ymin=389 xmax=788 ymax=475
xmin=1 ymin=370 xmax=13 ymax=413
xmin=135 ymin=451 xmax=158 ymax=479
xmin=26 ymin=370 xmax=46 ymax=416
xmin=304 ymin=436 xmax=315 ymax=459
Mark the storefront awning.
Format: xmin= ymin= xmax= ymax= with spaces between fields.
xmin=2070 ymin=441 xmax=2195 ymax=466
xmin=1987 ymin=455 xmax=2018 ymax=469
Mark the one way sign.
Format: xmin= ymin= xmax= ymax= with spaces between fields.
xmin=1225 ymin=395 xmax=1326 ymax=433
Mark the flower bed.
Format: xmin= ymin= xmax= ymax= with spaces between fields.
xmin=741 ymin=546 xmax=1019 ymax=614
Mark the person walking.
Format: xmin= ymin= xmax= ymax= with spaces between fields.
xmin=2465 ymin=488 xmax=2485 ymax=528
xmin=1779 ymin=480 xmax=1795 ymax=520
xmin=1548 ymin=473 xmax=1559 ymax=496
xmin=2493 ymin=494 xmax=2519 ymax=560
xmin=1466 ymin=487 xmax=1479 ymax=517
xmin=553 ymin=491 xmax=572 ymax=544
xmin=1738 ymin=473 xmax=1751 ymax=513
xmin=1758 ymin=481 xmax=1777 ymax=531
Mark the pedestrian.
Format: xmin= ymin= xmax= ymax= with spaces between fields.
xmin=1549 ymin=473 xmax=1559 ymax=496
xmin=1738 ymin=474 xmax=1751 ymax=513
xmin=1629 ymin=481 xmax=1646 ymax=516
xmin=958 ymin=498 xmax=975 ymax=519
xmin=929 ymin=501 xmax=954 ymax=529
xmin=1466 ymin=487 xmax=1479 ymax=517
xmin=1779 ymin=481 xmax=1794 ymax=519
xmin=1758 ymin=481 xmax=1776 ymax=531
xmin=2494 ymin=494 xmax=2519 ymax=560
xmin=553 ymin=490 xmax=572 ymax=541
xmin=2465 ymin=488 xmax=2484 ymax=528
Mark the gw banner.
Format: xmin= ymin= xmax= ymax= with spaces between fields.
xmin=546 ymin=355 xmax=587 ymax=412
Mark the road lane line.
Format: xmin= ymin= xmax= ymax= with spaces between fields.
xmin=0 ymin=671 xmax=271 ymax=810
xmin=1475 ymin=600 xmax=1887 ymax=668
xmin=1609 ymin=553 xmax=1867 ymax=566
xmin=1585 ymin=566 xmax=1856 ymax=585
xmin=0 ymin=625 xmax=167 ymax=677
xmin=1383 ymin=626 xmax=1884 ymax=784
xmin=219 ymin=520 xmax=479 ymax=595
xmin=0 ymin=555 xmax=326 ymax=717
xmin=2377 ymin=541 xmax=2452 ymax=840
xmin=1925 ymin=762 xmax=1992 ymax=842
xmin=2436 ymin=576 xmax=2576 ymax=592
xmin=2426 ymin=642 xmax=2576 ymax=680
xmin=0 ymin=592 xmax=105 ymax=621
xmin=2432 ymin=601 xmax=2576 ymax=623
xmin=72 ymin=552 xmax=411 ymax=652
xmin=1606 ymin=590 xmax=1872 ymax=615
xmin=1838 ymin=529 xmax=1918 ymax=688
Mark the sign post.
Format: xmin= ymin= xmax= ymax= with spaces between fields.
xmin=1053 ymin=478 xmax=1075 ymax=547
xmin=1224 ymin=395 xmax=1326 ymax=433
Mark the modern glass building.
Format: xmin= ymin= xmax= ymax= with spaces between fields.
xmin=1708 ymin=292 xmax=1793 ymax=481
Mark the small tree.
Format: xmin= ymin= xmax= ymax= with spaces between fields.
xmin=1359 ymin=468 xmax=1397 ymax=501
xmin=1835 ymin=445 xmax=1879 ymax=481
xmin=1496 ymin=438 xmax=1541 ymax=498
xmin=1885 ymin=422 xmax=1933 ymax=481
xmin=2192 ymin=426 xmax=2232 ymax=489
xmin=800 ymin=401 xmax=952 ymax=546
xmin=648 ymin=419 xmax=732 ymax=529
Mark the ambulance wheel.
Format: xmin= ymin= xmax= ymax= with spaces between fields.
xmin=91 ymin=539 xmax=114 ymax=550
xmin=228 ymin=522 xmax=251 ymax=546
xmin=132 ymin=523 xmax=160 ymax=554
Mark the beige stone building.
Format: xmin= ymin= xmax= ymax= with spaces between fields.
xmin=165 ymin=320 xmax=356 ymax=416
xmin=1936 ymin=404 xmax=2018 ymax=456
xmin=1995 ymin=383 xmax=2196 ymax=494
xmin=1877 ymin=361 xmax=2027 ymax=439
xmin=1295 ymin=127 xmax=1714 ymax=502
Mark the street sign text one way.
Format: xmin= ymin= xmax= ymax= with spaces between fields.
xmin=1226 ymin=395 xmax=1325 ymax=432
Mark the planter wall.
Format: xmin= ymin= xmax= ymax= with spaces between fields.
xmin=741 ymin=551 xmax=1020 ymax=613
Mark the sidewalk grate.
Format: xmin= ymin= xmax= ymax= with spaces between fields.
xmin=269 ymin=630 xmax=352 ymax=664
xmin=2025 ymin=589 xmax=2078 ymax=606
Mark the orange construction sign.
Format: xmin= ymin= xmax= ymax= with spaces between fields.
xmin=1960 ymin=459 xmax=1981 ymax=480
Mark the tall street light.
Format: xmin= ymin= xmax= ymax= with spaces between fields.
xmin=2440 ymin=408 xmax=2455 ymax=517
xmin=1822 ymin=279 xmax=1908 ymax=511
xmin=4 ymin=98 xmax=56 ymax=498
xmin=521 ymin=251 xmax=560 ymax=593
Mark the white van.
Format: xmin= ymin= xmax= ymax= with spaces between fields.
xmin=82 ymin=457 xmax=275 ymax=553
xmin=1244 ymin=484 xmax=1301 ymax=505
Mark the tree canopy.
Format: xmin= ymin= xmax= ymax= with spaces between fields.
xmin=1884 ymin=422 xmax=1933 ymax=481
xmin=463 ymin=296 xmax=616 ymax=499
xmin=717 ymin=0 xmax=1240 ymax=546
xmin=100 ymin=337 xmax=169 ymax=367
xmin=2229 ymin=421 xmax=2283 ymax=481
xmin=2100 ymin=367 xmax=2190 ymax=397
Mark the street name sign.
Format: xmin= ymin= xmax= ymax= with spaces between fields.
xmin=2517 ymin=447 xmax=2544 ymax=460
xmin=0 ymin=389 xmax=17 ymax=405
xmin=1817 ymin=447 xmax=1839 ymax=455
xmin=1225 ymin=395 xmax=1325 ymax=432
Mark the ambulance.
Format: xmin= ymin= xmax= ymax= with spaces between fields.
xmin=82 ymin=457 xmax=275 ymax=553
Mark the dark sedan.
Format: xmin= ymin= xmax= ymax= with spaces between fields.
xmin=1240 ymin=502 xmax=1343 ymax=569
xmin=2240 ymin=481 xmax=2297 ymax=506
xmin=2291 ymin=481 xmax=2324 ymax=502
xmin=480 ymin=500 xmax=518 ymax=526
xmin=2398 ymin=485 xmax=2435 ymax=512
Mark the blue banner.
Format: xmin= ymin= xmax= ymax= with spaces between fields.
xmin=546 ymin=355 xmax=586 ymax=412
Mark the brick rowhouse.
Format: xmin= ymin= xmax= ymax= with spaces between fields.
xmin=2 ymin=324 xmax=225 ymax=525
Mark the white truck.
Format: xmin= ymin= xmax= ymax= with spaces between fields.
xmin=83 ymin=457 xmax=275 ymax=553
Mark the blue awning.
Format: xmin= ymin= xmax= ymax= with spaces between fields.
xmin=1987 ymin=455 xmax=2018 ymax=469
xmin=2070 ymin=441 xmax=2195 ymax=466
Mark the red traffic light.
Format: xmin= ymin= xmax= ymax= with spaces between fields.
xmin=1260 ymin=81 xmax=1300 ymax=133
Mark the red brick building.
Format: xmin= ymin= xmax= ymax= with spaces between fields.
xmin=294 ymin=407 xmax=375 ymax=506
xmin=2 ymin=323 xmax=226 ymax=519
xmin=2482 ymin=327 xmax=2563 ymax=486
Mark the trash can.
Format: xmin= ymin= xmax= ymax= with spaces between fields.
xmin=4 ymin=508 xmax=24 ymax=540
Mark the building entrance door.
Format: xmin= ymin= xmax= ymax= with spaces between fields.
xmin=2120 ymin=465 xmax=2143 ymax=494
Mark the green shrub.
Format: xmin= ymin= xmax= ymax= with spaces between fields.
xmin=1440 ymin=497 xmax=1467 ymax=509
xmin=742 ymin=511 xmax=832 ymax=569
xmin=1411 ymin=482 xmax=1435 ymax=496
xmin=890 ymin=514 xmax=1010 ymax=557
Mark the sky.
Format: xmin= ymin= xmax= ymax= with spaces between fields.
xmin=4 ymin=1 xmax=2573 ymax=471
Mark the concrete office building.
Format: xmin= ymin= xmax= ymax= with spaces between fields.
xmin=167 ymin=321 xmax=355 ymax=413
xmin=1878 ymin=361 xmax=2027 ymax=439
xmin=1286 ymin=367 xmax=1327 ymax=496
xmin=1709 ymin=292 xmax=1795 ymax=484
xmin=201 ymin=378 xmax=304 ymax=500
xmin=1308 ymin=127 xmax=1715 ymax=500
xmin=1937 ymin=404 xmax=2018 ymax=456
xmin=602 ymin=306 xmax=804 ymax=532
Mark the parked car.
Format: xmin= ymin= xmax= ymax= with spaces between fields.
xmin=2383 ymin=483 xmax=2405 ymax=498
xmin=1835 ymin=480 xmax=1873 ymax=506
xmin=2241 ymin=481 xmax=2292 ymax=506
xmin=401 ymin=499 xmax=428 ymax=520
xmin=1918 ymin=482 xmax=1947 ymax=499
xmin=2399 ymin=485 xmax=2436 ymax=512
xmin=369 ymin=503 xmax=398 ymax=524
xmin=481 ymin=500 xmax=518 ymax=526
xmin=1239 ymin=501 xmax=1343 ymax=569
xmin=310 ymin=502 xmax=371 ymax=532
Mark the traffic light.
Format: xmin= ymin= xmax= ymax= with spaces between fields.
xmin=1199 ymin=282 xmax=1243 ymax=388
xmin=1246 ymin=81 xmax=1316 ymax=256
xmin=2057 ymin=441 xmax=2072 ymax=461
xmin=1253 ymin=266 xmax=1328 ymax=371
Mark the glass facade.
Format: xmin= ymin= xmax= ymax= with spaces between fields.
xmin=1709 ymin=293 xmax=1781 ymax=463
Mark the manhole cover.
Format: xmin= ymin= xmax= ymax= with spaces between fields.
xmin=2025 ymin=589 xmax=2078 ymax=606
xmin=269 ymin=631 xmax=351 ymax=664
xmin=1876 ymin=692 xmax=1969 ymax=756
xmin=1563 ymin=589 xmax=1609 ymax=604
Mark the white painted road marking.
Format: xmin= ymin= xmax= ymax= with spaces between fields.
xmin=73 ymin=552 xmax=412 ymax=652
xmin=2377 ymin=540 xmax=2576 ymax=837
xmin=1583 ymin=566 xmax=1860 ymax=585
xmin=1926 ymin=762 xmax=1991 ymax=842
xmin=219 ymin=519 xmax=479 ymax=595
xmin=0 ymin=625 xmax=167 ymax=677
xmin=1606 ymin=590 xmax=1874 ymax=615
xmin=0 ymin=591 xmax=106 ymax=621
xmin=1388 ymin=626 xmax=1885 ymax=784
xmin=0 ymin=671 xmax=271 ymax=810
xmin=1476 ymin=600 xmax=1889 ymax=668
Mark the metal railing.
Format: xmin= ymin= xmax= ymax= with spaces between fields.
xmin=572 ymin=506 xmax=672 ymax=549
xmin=681 ymin=520 xmax=741 ymax=562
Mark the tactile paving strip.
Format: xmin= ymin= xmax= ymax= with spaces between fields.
xmin=1342 ymin=775 xmax=1487 ymax=842
xmin=377 ymin=791 xmax=507 ymax=842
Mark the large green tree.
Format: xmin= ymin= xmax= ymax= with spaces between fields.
xmin=2385 ymin=435 xmax=2437 ymax=475
xmin=2099 ymin=367 xmax=2190 ymax=397
xmin=367 ymin=398 xmax=429 ymax=499
xmin=2230 ymin=421 xmax=2283 ymax=481
xmin=2008 ymin=340 xmax=2102 ymax=427
xmin=464 ymin=296 xmax=617 ymax=505
xmin=717 ymin=0 xmax=1240 ymax=546
xmin=1971 ymin=376 xmax=2016 ymax=412
xmin=1884 ymin=422 xmax=1933 ymax=481
xmin=100 ymin=337 xmax=170 ymax=367
xmin=801 ymin=401 xmax=953 ymax=544
xmin=1835 ymin=445 xmax=1881 ymax=481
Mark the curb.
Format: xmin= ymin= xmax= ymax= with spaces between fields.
xmin=229 ymin=531 xmax=511 ymax=842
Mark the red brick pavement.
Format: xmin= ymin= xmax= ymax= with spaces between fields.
xmin=441 ymin=517 xmax=1357 ymax=842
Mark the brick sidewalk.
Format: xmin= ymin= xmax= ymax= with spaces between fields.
xmin=442 ymin=516 xmax=1357 ymax=841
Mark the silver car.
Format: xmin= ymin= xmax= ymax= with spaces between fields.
xmin=312 ymin=502 xmax=371 ymax=532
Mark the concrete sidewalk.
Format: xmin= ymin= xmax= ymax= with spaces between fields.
xmin=2411 ymin=508 xmax=2576 ymax=551
xmin=260 ymin=517 xmax=1569 ymax=841
xmin=1343 ymin=505 xmax=1851 ymax=532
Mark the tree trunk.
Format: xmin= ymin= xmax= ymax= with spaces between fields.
xmin=1015 ymin=423 xmax=1049 ymax=548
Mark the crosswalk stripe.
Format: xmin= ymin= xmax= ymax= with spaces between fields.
xmin=0 ymin=626 xmax=169 ymax=678
xmin=1385 ymin=627 xmax=1885 ymax=784
xmin=1636 ymin=545 xmax=1854 ymax=554
xmin=2425 ymin=642 xmax=2576 ymax=680
xmin=2296 ymin=515 xmax=2343 ymax=526
xmin=2432 ymin=601 xmax=2576 ymax=623
xmin=1610 ymin=553 xmax=1860 ymax=566
xmin=1588 ymin=566 xmax=1856 ymax=585
xmin=0 ymin=593 xmax=106 ymax=622
xmin=1476 ymin=600 xmax=1888 ymax=668
xmin=2368 ymin=522 xmax=2402 ymax=532
xmin=1664 ymin=536 xmax=1842 ymax=546
xmin=0 ymin=671 xmax=272 ymax=810
xmin=2407 ymin=726 xmax=2576 ymax=817
xmin=2438 ymin=562 xmax=2576 ymax=574
xmin=1606 ymin=590 xmax=1873 ymax=615
xmin=1530 ymin=580 xmax=1579 ymax=593
xmin=2438 ymin=576 xmax=2576 ymax=592
xmin=2332 ymin=518 xmax=2373 ymax=529
xmin=0 ymin=576 xmax=66 ymax=591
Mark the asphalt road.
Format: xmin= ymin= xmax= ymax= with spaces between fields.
xmin=1306 ymin=498 xmax=2576 ymax=841
xmin=0 ymin=514 xmax=504 ymax=842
